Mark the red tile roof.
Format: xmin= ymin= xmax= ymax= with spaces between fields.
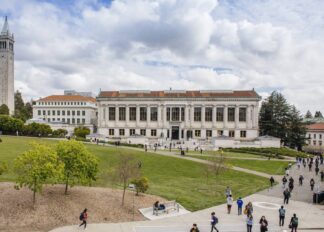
xmin=306 ymin=123 xmax=324 ymax=131
xmin=98 ymin=90 xmax=260 ymax=99
xmin=37 ymin=95 xmax=96 ymax=103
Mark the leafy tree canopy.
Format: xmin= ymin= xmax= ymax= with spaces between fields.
xmin=0 ymin=104 xmax=9 ymax=115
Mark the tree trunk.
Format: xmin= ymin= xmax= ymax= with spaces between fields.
xmin=122 ymin=187 xmax=126 ymax=206
xmin=65 ymin=176 xmax=69 ymax=195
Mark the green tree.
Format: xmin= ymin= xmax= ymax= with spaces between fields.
xmin=22 ymin=122 xmax=52 ymax=137
xmin=0 ymin=162 xmax=8 ymax=175
xmin=14 ymin=143 xmax=63 ymax=206
xmin=0 ymin=104 xmax=9 ymax=115
xmin=56 ymin=140 xmax=99 ymax=194
xmin=314 ymin=111 xmax=323 ymax=118
xmin=259 ymin=91 xmax=306 ymax=149
xmin=0 ymin=115 xmax=24 ymax=135
xmin=305 ymin=110 xmax=313 ymax=119
xmin=116 ymin=154 xmax=141 ymax=205
xmin=287 ymin=106 xmax=306 ymax=150
xmin=131 ymin=176 xmax=149 ymax=196
xmin=74 ymin=126 xmax=90 ymax=138
xmin=52 ymin=129 xmax=68 ymax=138
xmin=13 ymin=91 xmax=32 ymax=122
xmin=259 ymin=91 xmax=291 ymax=145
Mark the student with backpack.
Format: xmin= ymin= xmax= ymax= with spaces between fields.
xmin=246 ymin=214 xmax=253 ymax=232
xmin=210 ymin=212 xmax=219 ymax=232
xmin=226 ymin=194 xmax=233 ymax=214
xmin=279 ymin=205 xmax=286 ymax=226
xmin=310 ymin=178 xmax=315 ymax=191
xmin=79 ymin=208 xmax=88 ymax=229
xmin=237 ymin=197 xmax=244 ymax=215
xmin=289 ymin=214 xmax=298 ymax=232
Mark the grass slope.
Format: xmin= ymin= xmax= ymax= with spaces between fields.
xmin=0 ymin=136 xmax=269 ymax=211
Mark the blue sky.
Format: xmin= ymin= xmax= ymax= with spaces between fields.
xmin=0 ymin=0 xmax=323 ymax=113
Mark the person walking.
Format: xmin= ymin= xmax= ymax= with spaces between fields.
xmin=246 ymin=214 xmax=253 ymax=232
xmin=308 ymin=162 xmax=312 ymax=171
xmin=259 ymin=216 xmax=268 ymax=232
xmin=270 ymin=176 xmax=275 ymax=188
xmin=210 ymin=212 xmax=219 ymax=232
xmin=320 ymin=171 xmax=324 ymax=182
xmin=225 ymin=186 xmax=232 ymax=197
xmin=190 ymin=223 xmax=200 ymax=232
xmin=282 ymin=176 xmax=288 ymax=189
xmin=310 ymin=178 xmax=315 ymax=191
xmin=237 ymin=197 xmax=244 ymax=215
xmin=283 ymin=189 xmax=291 ymax=204
xmin=289 ymin=180 xmax=294 ymax=192
xmin=289 ymin=214 xmax=298 ymax=232
xmin=315 ymin=166 xmax=319 ymax=175
xmin=227 ymin=195 xmax=233 ymax=214
xmin=279 ymin=205 xmax=286 ymax=226
xmin=298 ymin=175 xmax=304 ymax=186
xmin=79 ymin=208 xmax=88 ymax=229
xmin=245 ymin=202 xmax=253 ymax=216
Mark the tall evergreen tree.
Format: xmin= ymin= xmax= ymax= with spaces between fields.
xmin=259 ymin=91 xmax=306 ymax=149
xmin=314 ymin=111 xmax=323 ymax=118
xmin=13 ymin=91 xmax=32 ymax=122
xmin=0 ymin=104 xmax=9 ymax=115
xmin=304 ymin=110 xmax=313 ymax=119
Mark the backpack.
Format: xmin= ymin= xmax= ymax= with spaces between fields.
xmin=291 ymin=217 xmax=298 ymax=226
xmin=79 ymin=212 xmax=84 ymax=221
xmin=211 ymin=216 xmax=218 ymax=225
xmin=279 ymin=208 xmax=285 ymax=216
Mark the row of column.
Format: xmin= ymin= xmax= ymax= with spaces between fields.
xmin=100 ymin=104 xmax=258 ymax=128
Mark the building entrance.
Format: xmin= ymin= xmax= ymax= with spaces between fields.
xmin=171 ymin=126 xmax=180 ymax=140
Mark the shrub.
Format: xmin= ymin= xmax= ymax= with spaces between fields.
xmin=52 ymin=129 xmax=68 ymax=138
xmin=74 ymin=126 xmax=90 ymax=138
xmin=0 ymin=115 xmax=24 ymax=135
xmin=131 ymin=177 xmax=149 ymax=196
xmin=22 ymin=122 xmax=52 ymax=137
xmin=223 ymin=147 xmax=309 ymax=158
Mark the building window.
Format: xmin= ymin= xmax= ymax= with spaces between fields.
xmin=57 ymin=110 xmax=60 ymax=116
xmin=229 ymin=130 xmax=235 ymax=137
xmin=319 ymin=134 xmax=322 ymax=139
xmin=239 ymin=108 xmax=247 ymax=122
xmin=240 ymin=130 xmax=247 ymax=138
xmin=140 ymin=129 xmax=146 ymax=136
xmin=319 ymin=141 xmax=322 ymax=146
xmin=205 ymin=107 xmax=213 ymax=122
xmin=195 ymin=130 xmax=201 ymax=137
xmin=117 ymin=107 xmax=125 ymax=121
xmin=150 ymin=107 xmax=158 ymax=121
xmin=129 ymin=107 xmax=136 ymax=121
xmin=42 ymin=110 xmax=45 ymax=115
xmin=314 ymin=134 xmax=316 ymax=139
xmin=216 ymin=108 xmax=224 ymax=121
xmin=77 ymin=111 xmax=80 ymax=116
xmin=77 ymin=118 xmax=80 ymax=124
xmin=52 ymin=110 xmax=55 ymax=116
xmin=109 ymin=107 xmax=116 ymax=121
xmin=172 ymin=107 xmax=180 ymax=121
xmin=206 ymin=130 xmax=212 ymax=137
xmin=217 ymin=130 xmax=223 ymax=136
xmin=140 ymin=107 xmax=147 ymax=121
xmin=151 ymin=129 xmax=157 ymax=136
xmin=38 ymin=110 xmax=41 ymax=116
xmin=82 ymin=111 xmax=85 ymax=116
xmin=82 ymin=119 xmax=85 ymax=124
xmin=194 ymin=107 xmax=202 ymax=121
xmin=72 ymin=111 xmax=75 ymax=116
xmin=119 ymin=129 xmax=125 ymax=136
xmin=181 ymin=107 xmax=185 ymax=121
xmin=228 ymin=107 xmax=235 ymax=122
xmin=62 ymin=118 xmax=65 ymax=123
xmin=67 ymin=118 xmax=70 ymax=124
xmin=72 ymin=118 xmax=75 ymax=124
xmin=62 ymin=111 xmax=65 ymax=116
xmin=109 ymin=129 xmax=114 ymax=136
xmin=313 ymin=140 xmax=316 ymax=146
xmin=48 ymin=110 xmax=50 ymax=115
xmin=130 ymin=129 xmax=136 ymax=135
xmin=166 ymin=107 xmax=171 ymax=121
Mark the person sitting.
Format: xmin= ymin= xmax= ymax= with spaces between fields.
xmin=153 ymin=201 xmax=165 ymax=212
xmin=190 ymin=223 xmax=200 ymax=232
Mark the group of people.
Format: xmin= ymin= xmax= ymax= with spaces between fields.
xmin=190 ymin=186 xmax=299 ymax=232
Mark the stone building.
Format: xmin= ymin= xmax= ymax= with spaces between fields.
xmin=306 ymin=123 xmax=324 ymax=147
xmin=31 ymin=93 xmax=97 ymax=135
xmin=0 ymin=17 xmax=14 ymax=114
xmin=96 ymin=90 xmax=261 ymax=145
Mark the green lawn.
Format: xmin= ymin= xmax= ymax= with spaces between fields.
xmin=187 ymin=155 xmax=291 ymax=175
xmin=0 ymin=136 xmax=269 ymax=211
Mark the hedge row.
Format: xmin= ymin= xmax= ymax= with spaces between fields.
xmin=223 ymin=147 xmax=309 ymax=158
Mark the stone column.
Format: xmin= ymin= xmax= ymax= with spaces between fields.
xmin=235 ymin=105 xmax=239 ymax=128
xmin=136 ymin=105 xmax=140 ymax=127
xmin=190 ymin=105 xmax=195 ymax=127
xmin=116 ymin=106 xmax=119 ymax=123
xmin=202 ymin=105 xmax=205 ymax=128
xmin=147 ymin=105 xmax=150 ymax=127
xmin=126 ymin=105 xmax=129 ymax=126
xmin=251 ymin=105 xmax=256 ymax=128
xmin=212 ymin=105 xmax=216 ymax=127
xmin=247 ymin=105 xmax=252 ymax=129
xmin=224 ymin=105 xmax=228 ymax=129
xmin=159 ymin=104 xmax=163 ymax=127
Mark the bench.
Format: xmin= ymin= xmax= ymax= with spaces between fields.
xmin=153 ymin=200 xmax=180 ymax=215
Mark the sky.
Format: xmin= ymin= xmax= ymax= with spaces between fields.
xmin=1 ymin=0 xmax=324 ymax=114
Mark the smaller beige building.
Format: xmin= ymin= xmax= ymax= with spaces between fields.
xmin=306 ymin=123 xmax=324 ymax=147
xmin=32 ymin=94 xmax=97 ymax=135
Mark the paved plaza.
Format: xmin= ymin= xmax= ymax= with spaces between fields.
xmin=50 ymin=157 xmax=324 ymax=232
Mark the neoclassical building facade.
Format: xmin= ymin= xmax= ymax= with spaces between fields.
xmin=97 ymin=90 xmax=261 ymax=141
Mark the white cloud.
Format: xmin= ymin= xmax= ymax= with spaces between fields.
xmin=0 ymin=0 xmax=323 ymax=114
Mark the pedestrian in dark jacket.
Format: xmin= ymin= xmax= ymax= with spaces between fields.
xmin=79 ymin=208 xmax=88 ymax=229
xmin=259 ymin=216 xmax=268 ymax=232
xmin=283 ymin=189 xmax=291 ymax=204
xmin=310 ymin=178 xmax=315 ymax=191
xmin=270 ymin=176 xmax=275 ymax=188
xmin=210 ymin=212 xmax=219 ymax=232
xmin=289 ymin=214 xmax=298 ymax=232
xmin=237 ymin=197 xmax=244 ymax=215
xmin=190 ymin=223 xmax=200 ymax=232
xmin=279 ymin=205 xmax=285 ymax=226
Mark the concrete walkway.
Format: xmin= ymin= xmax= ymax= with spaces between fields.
xmin=50 ymin=154 xmax=324 ymax=232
